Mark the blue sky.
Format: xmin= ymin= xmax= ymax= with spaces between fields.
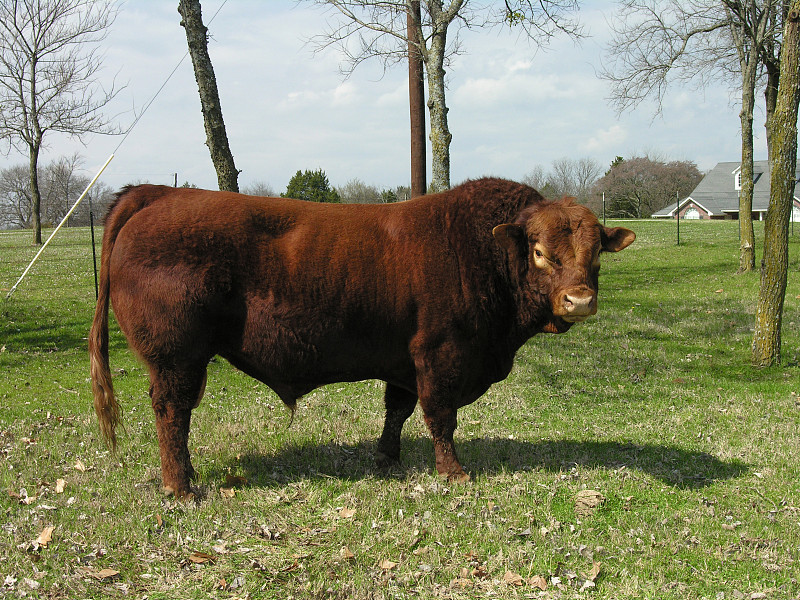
xmin=1 ymin=1 xmax=770 ymax=193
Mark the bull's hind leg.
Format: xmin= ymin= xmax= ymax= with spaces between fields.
xmin=376 ymin=384 xmax=417 ymax=468
xmin=149 ymin=364 xmax=207 ymax=498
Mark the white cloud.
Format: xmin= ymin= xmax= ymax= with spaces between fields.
xmin=332 ymin=81 xmax=358 ymax=106
xmin=583 ymin=125 xmax=628 ymax=152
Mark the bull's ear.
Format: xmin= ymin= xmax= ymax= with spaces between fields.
xmin=601 ymin=226 xmax=636 ymax=252
xmin=493 ymin=223 xmax=526 ymax=255
xmin=493 ymin=224 xmax=528 ymax=279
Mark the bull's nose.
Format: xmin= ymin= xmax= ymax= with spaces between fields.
xmin=562 ymin=292 xmax=596 ymax=321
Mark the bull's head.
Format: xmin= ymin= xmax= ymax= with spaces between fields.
xmin=493 ymin=197 xmax=635 ymax=334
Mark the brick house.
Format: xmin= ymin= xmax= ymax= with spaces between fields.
xmin=652 ymin=160 xmax=800 ymax=220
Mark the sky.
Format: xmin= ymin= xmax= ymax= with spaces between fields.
xmin=0 ymin=0 xmax=772 ymax=194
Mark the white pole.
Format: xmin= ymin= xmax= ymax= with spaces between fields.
xmin=5 ymin=153 xmax=114 ymax=300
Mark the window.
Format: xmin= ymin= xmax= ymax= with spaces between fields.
xmin=683 ymin=207 xmax=701 ymax=220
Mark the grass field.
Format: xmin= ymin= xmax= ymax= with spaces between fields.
xmin=1 ymin=220 xmax=799 ymax=599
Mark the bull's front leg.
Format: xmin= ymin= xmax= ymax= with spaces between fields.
xmin=376 ymin=383 xmax=417 ymax=468
xmin=419 ymin=398 xmax=470 ymax=483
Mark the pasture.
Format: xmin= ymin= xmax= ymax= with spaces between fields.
xmin=1 ymin=219 xmax=799 ymax=599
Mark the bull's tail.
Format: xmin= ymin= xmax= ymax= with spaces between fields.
xmin=88 ymin=185 xmax=163 ymax=450
xmin=89 ymin=267 xmax=121 ymax=449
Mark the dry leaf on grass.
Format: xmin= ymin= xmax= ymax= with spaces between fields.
xmin=73 ymin=460 xmax=86 ymax=472
xmin=187 ymin=551 xmax=216 ymax=565
xmin=503 ymin=571 xmax=524 ymax=586
xmin=212 ymin=541 xmax=229 ymax=555
xmin=55 ymin=479 xmax=66 ymax=494
xmin=340 ymin=546 xmax=355 ymax=561
xmin=220 ymin=487 xmax=236 ymax=499
xmin=339 ymin=507 xmax=357 ymax=519
xmin=471 ymin=565 xmax=490 ymax=579
xmin=378 ymin=559 xmax=398 ymax=571
xmin=587 ymin=561 xmax=602 ymax=582
xmin=575 ymin=490 xmax=605 ymax=517
xmin=529 ymin=575 xmax=548 ymax=590
xmin=11 ymin=488 xmax=35 ymax=505
xmin=36 ymin=526 xmax=54 ymax=548
xmin=82 ymin=568 xmax=120 ymax=581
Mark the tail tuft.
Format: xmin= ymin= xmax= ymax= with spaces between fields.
xmin=89 ymin=297 xmax=123 ymax=451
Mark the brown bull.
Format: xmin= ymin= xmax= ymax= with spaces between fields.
xmin=89 ymin=178 xmax=634 ymax=497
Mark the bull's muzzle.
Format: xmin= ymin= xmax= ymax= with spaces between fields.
xmin=559 ymin=290 xmax=597 ymax=323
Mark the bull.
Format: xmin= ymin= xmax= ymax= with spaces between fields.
xmin=89 ymin=178 xmax=635 ymax=497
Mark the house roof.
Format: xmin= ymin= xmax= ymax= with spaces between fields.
xmin=653 ymin=160 xmax=800 ymax=217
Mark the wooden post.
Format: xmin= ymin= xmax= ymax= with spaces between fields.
xmin=407 ymin=1 xmax=426 ymax=198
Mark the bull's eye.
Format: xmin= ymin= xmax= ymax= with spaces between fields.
xmin=534 ymin=249 xmax=543 ymax=258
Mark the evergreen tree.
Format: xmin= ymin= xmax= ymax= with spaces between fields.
xmin=283 ymin=170 xmax=340 ymax=203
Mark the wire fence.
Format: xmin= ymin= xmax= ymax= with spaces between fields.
xmin=1 ymin=227 xmax=100 ymax=301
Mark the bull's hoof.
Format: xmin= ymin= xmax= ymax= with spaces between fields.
xmin=162 ymin=484 xmax=195 ymax=501
xmin=375 ymin=450 xmax=401 ymax=470
xmin=436 ymin=468 xmax=471 ymax=484
xmin=447 ymin=471 xmax=471 ymax=484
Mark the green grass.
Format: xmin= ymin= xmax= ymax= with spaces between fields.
xmin=1 ymin=221 xmax=799 ymax=599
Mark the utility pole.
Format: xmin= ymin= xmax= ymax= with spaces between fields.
xmin=602 ymin=192 xmax=606 ymax=226
xmin=407 ymin=0 xmax=426 ymax=198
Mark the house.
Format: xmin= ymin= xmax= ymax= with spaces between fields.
xmin=652 ymin=160 xmax=800 ymax=220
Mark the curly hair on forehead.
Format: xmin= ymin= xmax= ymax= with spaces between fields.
xmin=515 ymin=196 xmax=599 ymax=236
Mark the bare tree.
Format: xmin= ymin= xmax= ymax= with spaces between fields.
xmin=601 ymin=0 xmax=782 ymax=272
xmin=592 ymin=155 xmax=703 ymax=218
xmin=523 ymin=157 xmax=602 ymax=204
xmin=521 ymin=164 xmax=548 ymax=191
xmin=753 ymin=1 xmax=800 ymax=366
xmin=0 ymin=0 xmax=119 ymax=244
xmin=550 ymin=157 xmax=578 ymax=196
xmin=43 ymin=153 xmax=83 ymax=225
xmin=241 ymin=181 xmax=277 ymax=197
xmin=178 ymin=0 xmax=239 ymax=192
xmin=0 ymin=155 xmax=113 ymax=228
xmin=309 ymin=0 xmax=582 ymax=192
xmin=338 ymin=178 xmax=383 ymax=203
xmin=0 ymin=164 xmax=32 ymax=229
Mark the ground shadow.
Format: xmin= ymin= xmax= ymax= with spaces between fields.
xmin=0 ymin=303 xmax=129 ymax=367
xmin=208 ymin=435 xmax=748 ymax=492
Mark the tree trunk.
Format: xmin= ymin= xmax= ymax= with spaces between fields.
xmin=737 ymin=63 xmax=757 ymax=273
xmin=752 ymin=2 xmax=800 ymax=366
xmin=29 ymin=143 xmax=42 ymax=245
xmin=178 ymin=0 xmax=239 ymax=193
xmin=764 ymin=53 xmax=780 ymax=163
xmin=407 ymin=0 xmax=426 ymax=198
xmin=426 ymin=25 xmax=451 ymax=193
